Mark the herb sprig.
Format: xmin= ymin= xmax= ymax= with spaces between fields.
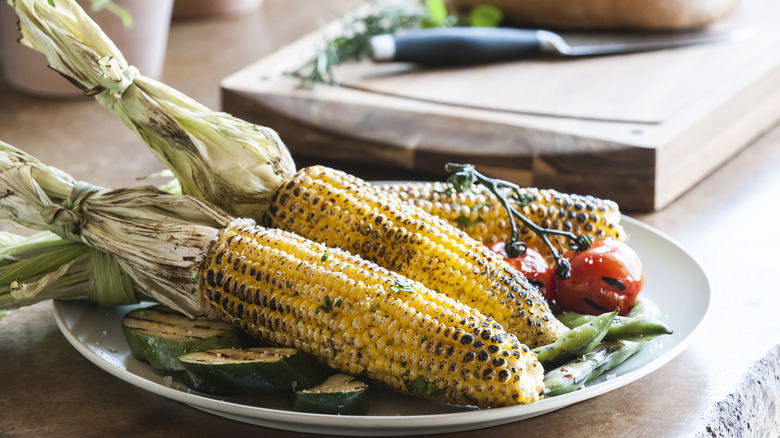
xmin=288 ymin=0 xmax=503 ymax=88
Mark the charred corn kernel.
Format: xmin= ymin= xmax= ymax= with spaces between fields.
xmin=264 ymin=166 xmax=566 ymax=347
xmin=380 ymin=181 xmax=625 ymax=258
xmin=200 ymin=222 xmax=545 ymax=407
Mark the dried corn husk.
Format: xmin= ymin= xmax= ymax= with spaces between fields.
xmin=0 ymin=170 xmax=185 ymax=310
xmin=0 ymin=141 xmax=233 ymax=317
xmin=9 ymin=0 xmax=296 ymax=220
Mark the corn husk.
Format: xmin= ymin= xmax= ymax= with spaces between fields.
xmin=0 ymin=170 xmax=186 ymax=310
xmin=0 ymin=141 xmax=234 ymax=317
xmin=10 ymin=0 xmax=296 ymax=220
xmin=5 ymin=0 xmax=288 ymax=313
xmin=0 ymin=231 xmax=90 ymax=309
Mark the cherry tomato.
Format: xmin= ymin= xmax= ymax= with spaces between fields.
xmin=556 ymin=238 xmax=645 ymax=316
xmin=486 ymin=242 xmax=556 ymax=304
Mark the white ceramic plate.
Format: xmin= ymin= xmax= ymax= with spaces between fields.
xmin=53 ymin=216 xmax=710 ymax=436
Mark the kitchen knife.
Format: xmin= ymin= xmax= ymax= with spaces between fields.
xmin=369 ymin=27 xmax=746 ymax=64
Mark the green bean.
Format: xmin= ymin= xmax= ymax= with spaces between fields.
xmin=556 ymin=298 xmax=672 ymax=342
xmin=606 ymin=316 xmax=672 ymax=341
xmin=541 ymin=298 xmax=670 ymax=396
xmin=543 ymin=340 xmax=645 ymax=397
xmin=555 ymin=311 xmax=594 ymax=328
xmin=628 ymin=297 xmax=661 ymax=319
xmin=557 ymin=312 xmax=672 ymax=342
xmin=532 ymin=309 xmax=617 ymax=368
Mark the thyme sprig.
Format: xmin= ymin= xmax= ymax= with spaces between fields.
xmin=445 ymin=163 xmax=592 ymax=279
xmin=288 ymin=2 xmax=429 ymax=88
xmin=288 ymin=0 xmax=503 ymax=88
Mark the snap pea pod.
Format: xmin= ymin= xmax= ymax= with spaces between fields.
xmin=532 ymin=309 xmax=617 ymax=368
xmin=557 ymin=312 xmax=672 ymax=342
xmin=543 ymin=340 xmax=645 ymax=397
xmin=628 ymin=297 xmax=662 ymax=319
xmin=556 ymin=298 xmax=672 ymax=342
xmin=556 ymin=312 xmax=595 ymax=328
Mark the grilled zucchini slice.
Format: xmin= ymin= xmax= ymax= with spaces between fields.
xmin=121 ymin=305 xmax=245 ymax=371
xmin=179 ymin=347 xmax=332 ymax=395
xmin=289 ymin=373 xmax=370 ymax=415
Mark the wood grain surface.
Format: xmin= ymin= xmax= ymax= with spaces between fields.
xmin=221 ymin=0 xmax=780 ymax=211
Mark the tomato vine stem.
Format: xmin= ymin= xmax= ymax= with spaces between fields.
xmin=445 ymin=163 xmax=592 ymax=279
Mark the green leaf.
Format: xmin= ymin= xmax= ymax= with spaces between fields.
xmin=424 ymin=0 xmax=449 ymax=27
xmin=391 ymin=277 xmax=415 ymax=294
xmin=468 ymin=5 xmax=503 ymax=27
xmin=454 ymin=214 xmax=476 ymax=228
xmin=319 ymin=295 xmax=333 ymax=313
xmin=432 ymin=186 xmax=455 ymax=195
xmin=117 ymin=10 xmax=134 ymax=28
xmin=513 ymin=192 xmax=535 ymax=207
xmin=88 ymin=0 xmax=135 ymax=28
xmin=430 ymin=387 xmax=448 ymax=397
xmin=413 ymin=376 xmax=428 ymax=394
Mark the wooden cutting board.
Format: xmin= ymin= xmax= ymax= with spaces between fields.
xmin=221 ymin=0 xmax=780 ymax=211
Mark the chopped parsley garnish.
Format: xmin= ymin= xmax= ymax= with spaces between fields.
xmin=319 ymin=295 xmax=333 ymax=313
xmin=454 ymin=214 xmax=476 ymax=228
xmin=391 ymin=277 xmax=415 ymax=294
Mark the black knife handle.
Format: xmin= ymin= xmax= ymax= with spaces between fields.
xmin=370 ymin=27 xmax=543 ymax=65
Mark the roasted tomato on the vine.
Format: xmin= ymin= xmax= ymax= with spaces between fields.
xmin=556 ymin=238 xmax=645 ymax=316
xmin=486 ymin=241 xmax=556 ymax=304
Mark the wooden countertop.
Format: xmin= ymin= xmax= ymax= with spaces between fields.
xmin=1 ymin=1 xmax=779 ymax=437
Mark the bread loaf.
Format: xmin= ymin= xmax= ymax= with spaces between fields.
xmin=447 ymin=0 xmax=740 ymax=30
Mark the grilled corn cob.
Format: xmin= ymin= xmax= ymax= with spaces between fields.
xmin=264 ymin=166 xmax=567 ymax=348
xmin=380 ymin=181 xmax=625 ymax=257
xmin=12 ymin=0 xmax=585 ymax=344
xmin=202 ymin=221 xmax=545 ymax=407
xmin=0 ymin=143 xmax=545 ymax=407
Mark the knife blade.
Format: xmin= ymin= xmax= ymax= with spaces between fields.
xmin=369 ymin=27 xmax=747 ymax=64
